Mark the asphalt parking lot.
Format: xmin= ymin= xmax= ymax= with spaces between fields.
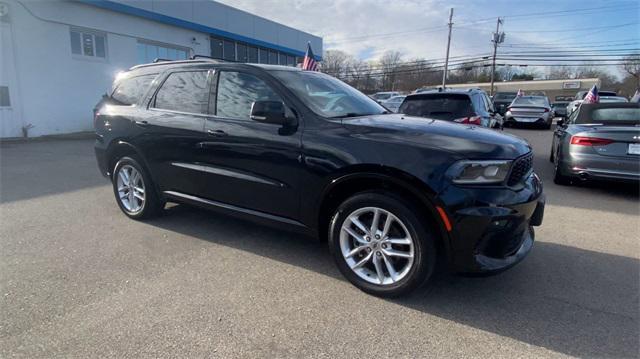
xmin=1 ymin=126 xmax=638 ymax=358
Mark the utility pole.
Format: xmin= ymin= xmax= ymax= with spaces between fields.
xmin=490 ymin=18 xmax=505 ymax=96
xmin=441 ymin=8 xmax=454 ymax=88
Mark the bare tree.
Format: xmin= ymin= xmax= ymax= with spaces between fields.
xmin=546 ymin=66 xmax=574 ymax=80
xmin=620 ymin=53 xmax=640 ymax=89
xmin=321 ymin=50 xmax=351 ymax=78
xmin=379 ymin=51 xmax=403 ymax=90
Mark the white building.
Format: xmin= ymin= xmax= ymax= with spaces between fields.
xmin=0 ymin=0 xmax=322 ymax=138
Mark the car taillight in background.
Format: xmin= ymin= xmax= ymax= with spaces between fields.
xmin=454 ymin=116 xmax=482 ymax=125
xmin=570 ymin=136 xmax=614 ymax=146
xmin=543 ymin=108 xmax=550 ymax=113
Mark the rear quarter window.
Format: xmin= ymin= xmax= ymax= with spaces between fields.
xmin=111 ymin=74 xmax=157 ymax=106
xmin=399 ymin=94 xmax=474 ymax=120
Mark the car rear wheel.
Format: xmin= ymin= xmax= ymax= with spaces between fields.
xmin=553 ymin=149 xmax=571 ymax=185
xmin=329 ymin=192 xmax=436 ymax=297
xmin=112 ymin=156 xmax=164 ymax=219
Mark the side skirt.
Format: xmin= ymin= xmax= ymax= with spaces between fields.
xmin=163 ymin=190 xmax=312 ymax=234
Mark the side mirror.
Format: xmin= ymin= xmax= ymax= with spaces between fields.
xmin=250 ymin=101 xmax=287 ymax=125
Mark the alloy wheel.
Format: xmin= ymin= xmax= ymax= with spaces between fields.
xmin=339 ymin=207 xmax=415 ymax=285
xmin=116 ymin=164 xmax=146 ymax=213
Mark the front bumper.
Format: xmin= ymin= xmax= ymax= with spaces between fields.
xmin=438 ymin=172 xmax=544 ymax=273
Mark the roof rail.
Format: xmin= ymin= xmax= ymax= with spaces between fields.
xmin=153 ymin=58 xmax=174 ymax=63
xmin=129 ymin=59 xmax=212 ymax=70
xmin=190 ymin=54 xmax=225 ymax=62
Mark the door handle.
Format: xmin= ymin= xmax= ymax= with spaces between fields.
xmin=135 ymin=120 xmax=149 ymax=127
xmin=207 ymin=129 xmax=227 ymax=137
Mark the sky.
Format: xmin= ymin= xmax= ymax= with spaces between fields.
xmin=218 ymin=0 xmax=639 ymax=79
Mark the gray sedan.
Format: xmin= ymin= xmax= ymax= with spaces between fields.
xmin=550 ymin=102 xmax=640 ymax=185
xmin=505 ymin=96 xmax=553 ymax=129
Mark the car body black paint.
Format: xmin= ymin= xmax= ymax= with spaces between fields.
xmin=95 ymin=61 xmax=544 ymax=274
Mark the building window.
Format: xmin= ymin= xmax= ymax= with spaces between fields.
xmin=247 ymin=46 xmax=258 ymax=63
xmin=223 ymin=40 xmax=236 ymax=61
xmin=259 ymin=48 xmax=269 ymax=64
xmin=211 ymin=37 xmax=223 ymax=59
xmin=268 ymin=51 xmax=278 ymax=65
xmin=236 ymin=43 xmax=248 ymax=63
xmin=70 ymin=28 xmax=106 ymax=58
xmin=0 ymin=86 xmax=10 ymax=107
xmin=279 ymin=53 xmax=287 ymax=66
xmin=137 ymin=41 xmax=188 ymax=64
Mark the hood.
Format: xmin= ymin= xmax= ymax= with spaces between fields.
xmin=342 ymin=114 xmax=531 ymax=159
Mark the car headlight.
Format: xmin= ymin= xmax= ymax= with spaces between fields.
xmin=447 ymin=160 xmax=512 ymax=184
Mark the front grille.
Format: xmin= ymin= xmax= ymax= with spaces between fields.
xmin=508 ymin=152 xmax=533 ymax=186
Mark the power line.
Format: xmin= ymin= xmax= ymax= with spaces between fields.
xmin=326 ymin=4 xmax=638 ymax=45
xmin=506 ymin=22 xmax=638 ymax=33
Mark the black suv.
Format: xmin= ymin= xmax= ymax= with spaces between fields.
xmin=399 ymin=89 xmax=504 ymax=129
xmin=94 ymin=60 xmax=544 ymax=297
xmin=493 ymin=92 xmax=518 ymax=115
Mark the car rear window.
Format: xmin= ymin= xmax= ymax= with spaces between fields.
xmin=581 ymin=108 xmax=640 ymax=125
xmin=511 ymin=97 xmax=547 ymax=106
xmin=494 ymin=92 xmax=517 ymax=101
xmin=399 ymin=94 xmax=474 ymax=120
xmin=111 ymin=74 xmax=157 ymax=105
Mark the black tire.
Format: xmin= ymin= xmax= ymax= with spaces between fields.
xmin=553 ymin=149 xmax=571 ymax=185
xmin=328 ymin=191 xmax=437 ymax=297
xmin=112 ymin=156 xmax=164 ymax=219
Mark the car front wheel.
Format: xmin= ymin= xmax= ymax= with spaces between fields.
xmin=329 ymin=192 xmax=436 ymax=297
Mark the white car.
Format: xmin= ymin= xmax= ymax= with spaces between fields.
xmin=370 ymin=91 xmax=400 ymax=104
xmin=381 ymin=95 xmax=406 ymax=113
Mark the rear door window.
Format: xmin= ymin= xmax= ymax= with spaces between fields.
xmin=153 ymin=71 xmax=211 ymax=114
xmin=111 ymin=74 xmax=157 ymax=105
xmin=400 ymin=94 xmax=474 ymax=120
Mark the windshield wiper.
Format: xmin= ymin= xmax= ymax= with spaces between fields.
xmin=330 ymin=113 xmax=368 ymax=118
xmin=330 ymin=112 xmax=389 ymax=118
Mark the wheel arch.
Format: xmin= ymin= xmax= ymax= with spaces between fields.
xmin=316 ymin=165 xmax=453 ymax=261
xmin=105 ymin=140 xmax=148 ymax=177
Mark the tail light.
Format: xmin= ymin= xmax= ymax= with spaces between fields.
xmin=453 ymin=116 xmax=482 ymax=125
xmin=570 ymin=136 xmax=613 ymax=146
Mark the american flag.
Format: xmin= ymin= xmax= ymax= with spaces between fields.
xmin=583 ymin=84 xmax=599 ymax=104
xmin=302 ymin=43 xmax=319 ymax=71
xmin=516 ymin=89 xmax=525 ymax=97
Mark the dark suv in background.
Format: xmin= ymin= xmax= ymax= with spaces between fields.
xmin=492 ymin=92 xmax=518 ymax=115
xmin=94 ymin=59 xmax=544 ymax=297
xmin=399 ymin=88 xmax=504 ymax=129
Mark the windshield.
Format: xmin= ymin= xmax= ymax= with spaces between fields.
xmin=512 ymin=96 xmax=548 ymax=107
xmin=579 ymin=108 xmax=640 ymax=125
xmin=494 ymin=92 xmax=517 ymax=101
xmin=399 ymin=94 xmax=474 ymax=120
xmin=270 ymin=70 xmax=387 ymax=118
